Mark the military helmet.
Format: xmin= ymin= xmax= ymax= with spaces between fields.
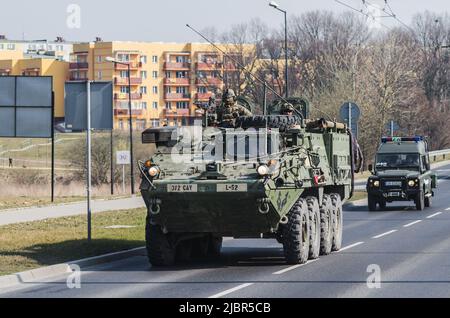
xmin=222 ymin=89 xmax=236 ymax=101
xmin=280 ymin=103 xmax=295 ymax=114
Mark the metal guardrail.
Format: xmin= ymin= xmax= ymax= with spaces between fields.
xmin=429 ymin=149 xmax=450 ymax=162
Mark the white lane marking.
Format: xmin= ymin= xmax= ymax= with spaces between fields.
xmin=403 ymin=220 xmax=422 ymax=228
xmin=339 ymin=241 xmax=364 ymax=251
xmin=209 ymin=283 xmax=254 ymax=299
xmin=446 ymin=208 xmax=450 ymax=211
xmin=272 ymin=259 xmax=319 ymax=275
xmin=372 ymin=230 xmax=397 ymax=239
xmin=427 ymin=212 xmax=442 ymax=219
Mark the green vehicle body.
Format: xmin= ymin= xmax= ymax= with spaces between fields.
xmin=366 ymin=137 xmax=437 ymax=211
xmin=139 ymin=97 xmax=359 ymax=266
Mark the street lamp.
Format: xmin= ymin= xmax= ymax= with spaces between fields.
xmin=269 ymin=1 xmax=288 ymax=98
xmin=105 ymin=56 xmax=135 ymax=194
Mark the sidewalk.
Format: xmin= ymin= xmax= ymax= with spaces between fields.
xmin=0 ymin=196 xmax=145 ymax=226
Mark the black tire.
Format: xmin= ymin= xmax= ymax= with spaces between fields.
xmin=379 ymin=199 xmax=387 ymax=211
xmin=191 ymin=236 xmax=209 ymax=258
xmin=306 ymin=196 xmax=321 ymax=259
xmin=282 ymin=198 xmax=310 ymax=264
xmin=176 ymin=240 xmax=193 ymax=262
xmin=415 ymin=191 xmax=425 ymax=210
xmin=207 ymin=235 xmax=222 ymax=258
xmin=235 ymin=115 xmax=301 ymax=132
xmin=424 ymin=195 xmax=432 ymax=208
xmin=331 ymin=193 xmax=343 ymax=251
xmin=145 ymin=216 xmax=175 ymax=266
xmin=319 ymin=194 xmax=333 ymax=255
xmin=368 ymin=194 xmax=377 ymax=211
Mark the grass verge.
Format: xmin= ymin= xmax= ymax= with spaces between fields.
xmin=0 ymin=207 xmax=146 ymax=276
xmin=0 ymin=195 xmax=131 ymax=211
xmin=348 ymin=191 xmax=367 ymax=202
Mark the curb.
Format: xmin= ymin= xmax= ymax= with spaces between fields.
xmin=0 ymin=246 xmax=146 ymax=291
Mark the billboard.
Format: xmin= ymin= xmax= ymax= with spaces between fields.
xmin=0 ymin=76 xmax=53 ymax=138
xmin=65 ymin=81 xmax=113 ymax=130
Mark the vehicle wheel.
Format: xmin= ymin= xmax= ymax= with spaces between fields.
xmin=368 ymin=194 xmax=377 ymax=211
xmin=331 ymin=193 xmax=343 ymax=251
xmin=415 ymin=191 xmax=425 ymax=211
xmin=191 ymin=236 xmax=209 ymax=258
xmin=176 ymin=240 xmax=193 ymax=262
xmin=379 ymin=199 xmax=387 ymax=211
xmin=282 ymin=198 xmax=310 ymax=264
xmin=424 ymin=195 xmax=432 ymax=208
xmin=207 ymin=235 xmax=222 ymax=258
xmin=145 ymin=216 xmax=175 ymax=266
xmin=306 ymin=196 xmax=321 ymax=259
xmin=319 ymin=194 xmax=333 ymax=255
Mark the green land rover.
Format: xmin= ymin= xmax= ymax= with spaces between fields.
xmin=366 ymin=136 xmax=437 ymax=211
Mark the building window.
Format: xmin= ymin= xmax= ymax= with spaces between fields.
xmin=141 ymin=55 xmax=147 ymax=64
xmin=97 ymin=71 xmax=102 ymax=80
xmin=140 ymin=71 xmax=147 ymax=79
xmin=0 ymin=44 xmax=4 ymax=50
xmin=120 ymin=70 xmax=129 ymax=78
xmin=120 ymin=86 xmax=129 ymax=93
xmin=141 ymin=102 xmax=147 ymax=109
xmin=152 ymin=102 xmax=158 ymax=109
xmin=140 ymin=86 xmax=147 ymax=94
xmin=152 ymin=71 xmax=158 ymax=79
xmin=153 ymin=86 xmax=158 ymax=94
xmin=56 ymin=45 xmax=64 ymax=51
xmin=7 ymin=44 xmax=15 ymax=50
xmin=176 ymin=87 xmax=187 ymax=93
xmin=48 ymin=45 xmax=53 ymax=51
xmin=176 ymin=71 xmax=187 ymax=78
xmin=118 ymin=54 xmax=130 ymax=62
xmin=152 ymin=55 xmax=158 ymax=63
xmin=176 ymin=56 xmax=187 ymax=63
xmin=176 ymin=102 xmax=188 ymax=109
xmin=165 ymin=71 xmax=171 ymax=78
xmin=119 ymin=119 xmax=124 ymax=130
xmin=96 ymin=56 xmax=102 ymax=63
xmin=165 ymin=102 xmax=171 ymax=109
xmin=198 ymin=86 xmax=207 ymax=93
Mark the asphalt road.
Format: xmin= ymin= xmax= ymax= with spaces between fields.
xmin=2 ymin=163 xmax=450 ymax=298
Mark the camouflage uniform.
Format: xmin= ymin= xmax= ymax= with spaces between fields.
xmin=216 ymin=89 xmax=252 ymax=126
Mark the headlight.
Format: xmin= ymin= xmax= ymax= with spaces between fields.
xmin=373 ymin=180 xmax=380 ymax=187
xmin=148 ymin=166 xmax=160 ymax=177
xmin=408 ymin=180 xmax=415 ymax=187
xmin=257 ymin=165 xmax=270 ymax=176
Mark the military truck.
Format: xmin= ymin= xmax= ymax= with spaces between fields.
xmin=366 ymin=136 xmax=437 ymax=211
xmin=139 ymin=97 xmax=360 ymax=266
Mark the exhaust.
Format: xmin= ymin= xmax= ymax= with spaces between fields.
xmin=279 ymin=216 xmax=288 ymax=224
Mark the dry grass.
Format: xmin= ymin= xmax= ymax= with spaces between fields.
xmin=0 ymin=208 xmax=146 ymax=276
xmin=348 ymin=191 xmax=367 ymax=202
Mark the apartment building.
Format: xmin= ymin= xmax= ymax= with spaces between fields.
xmin=0 ymin=58 xmax=69 ymax=120
xmin=69 ymin=40 xmax=248 ymax=130
xmin=0 ymin=35 xmax=74 ymax=61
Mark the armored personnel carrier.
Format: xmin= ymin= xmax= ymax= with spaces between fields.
xmin=366 ymin=136 xmax=437 ymax=211
xmin=139 ymin=97 xmax=360 ymax=266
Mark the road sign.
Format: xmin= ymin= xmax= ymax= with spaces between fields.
xmin=64 ymin=81 xmax=113 ymax=131
xmin=0 ymin=76 xmax=53 ymax=138
xmin=116 ymin=151 xmax=131 ymax=165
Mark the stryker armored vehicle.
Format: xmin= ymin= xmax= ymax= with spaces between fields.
xmin=139 ymin=97 xmax=361 ymax=266
xmin=366 ymin=136 xmax=437 ymax=211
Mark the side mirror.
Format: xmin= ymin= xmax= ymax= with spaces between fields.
xmin=368 ymin=164 xmax=373 ymax=173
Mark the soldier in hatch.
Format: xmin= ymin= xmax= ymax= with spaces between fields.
xmin=216 ymin=89 xmax=252 ymax=127
xmin=280 ymin=102 xmax=295 ymax=116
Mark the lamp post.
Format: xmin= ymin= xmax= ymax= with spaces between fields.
xmin=105 ymin=56 xmax=135 ymax=194
xmin=269 ymin=1 xmax=288 ymax=98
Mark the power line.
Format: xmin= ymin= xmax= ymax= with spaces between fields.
xmin=334 ymin=0 xmax=391 ymax=30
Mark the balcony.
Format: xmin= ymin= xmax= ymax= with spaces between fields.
xmin=114 ymin=61 xmax=142 ymax=70
xmin=196 ymin=92 xmax=213 ymax=101
xmin=114 ymin=93 xmax=143 ymax=100
xmin=114 ymin=77 xmax=143 ymax=85
xmin=163 ymin=108 xmax=190 ymax=117
xmin=196 ymin=62 xmax=222 ymax=71
xmin=69 ymin=76 xmax=88 ymax=81
xmin=163 ymin=78 xmax=190 ymax=86
xmin=69 ymin=62 xmax=89 ymax=70
xmin=196 ymin=77 xmax=223 ymax=86
xmin=114 ymin=109 xmax=144 ymax=117
xmin=163 ymin=62 xmax=190 ymax=70
xmin=164 ymin=93 xmax=191 ymax=101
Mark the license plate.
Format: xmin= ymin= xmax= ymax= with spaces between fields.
xmin=385 ymin=181 xmax=402 ymax=186
xmin=388 ymin=192 xmax=400 ymax=197
xmin=167 ymin=184 xmax=197 ymax=192
xmin=216 ymin=184 xmax=247 ymax=192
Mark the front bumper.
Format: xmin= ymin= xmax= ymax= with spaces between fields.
xmin=367 ymin=186 xmax=420 ymax=201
